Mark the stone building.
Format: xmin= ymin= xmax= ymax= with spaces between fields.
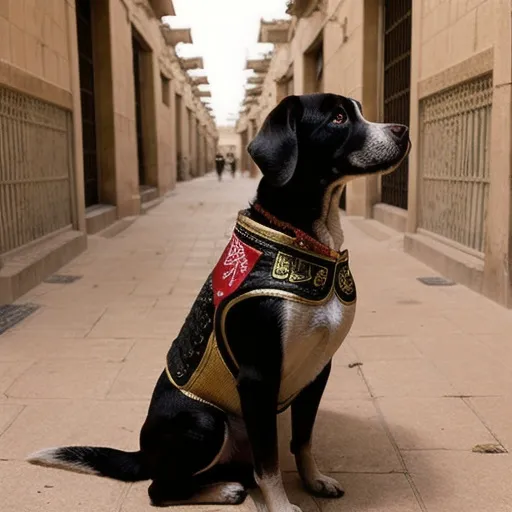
xmin=217 ymin=125 xmax=242 ymax=163
xmin=237 ymin=0 xmax=512 ymax=308
xmin=0 ymin=0 xmax=217 ymax=303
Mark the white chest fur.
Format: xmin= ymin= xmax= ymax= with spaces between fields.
xmin=278 ymin=295 xmax=356 ymax=405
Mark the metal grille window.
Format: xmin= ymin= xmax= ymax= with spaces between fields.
xmin=0 ymin=87 xmax=73 ymax=254
xmin=419 ymin=74 xmax=492 ymax=254
xmin=381 ymin=0 xmax=412 ymax=209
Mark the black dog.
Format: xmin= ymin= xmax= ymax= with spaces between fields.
xmin=28 ymin=94 xmax=410 ymax=512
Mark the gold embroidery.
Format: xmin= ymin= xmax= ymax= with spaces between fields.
xmin=272 ymin=251 xmax=327 ymax=286
xmin=272 ymin=252 xmax=292 ymax=280
xmin=337 ymin=265 xmax=355 ymax=296
xmin=314 ymin=268 xmax=328 ymax=288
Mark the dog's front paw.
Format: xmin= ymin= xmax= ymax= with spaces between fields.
xmin=305 ymin=474 xmax=344 ymax=498
xmin=290 ymin=505 xmax=303 ymax=512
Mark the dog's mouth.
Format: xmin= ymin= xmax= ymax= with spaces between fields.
xmin=341 ymin=140 xmax=411 ymax=182
xmin=377 ymin=140 xmax=411 ymax=177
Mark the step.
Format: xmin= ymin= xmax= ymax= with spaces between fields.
xmin=85 ymin=204 xmax=117 ymax=235
xmin=0 ymin=229 xmax=87 ymax=304
xmin=139 ymin=186 xmax=159 ymax=204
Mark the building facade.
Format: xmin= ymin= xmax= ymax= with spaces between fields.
xmin=217 ymin=125 xmax=242 ymax=163
xmin=0 ymin=0 xmax=217 ymax=303
xmin=237 ymin=0 xmax=512 ymax=308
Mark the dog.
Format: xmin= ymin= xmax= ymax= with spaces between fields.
xmin=27 ymin=94 xmax=410 ymax=512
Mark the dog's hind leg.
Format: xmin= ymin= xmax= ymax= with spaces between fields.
xmin=141 ymin=405 xmax=247 ymax=507
xmin=290 ymin=361 xmax=344 ymax=499
xmin=149 ymin=481 xmax=247 ymax=507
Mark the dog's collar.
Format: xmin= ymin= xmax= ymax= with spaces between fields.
xmin=251 ymin=203 xmax=340 ymax=259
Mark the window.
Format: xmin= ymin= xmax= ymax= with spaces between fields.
xmin=161 ymin=73 xmax=170 ymax=106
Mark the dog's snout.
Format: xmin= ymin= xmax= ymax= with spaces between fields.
xmin=387 ymin=124 xmax=408 ymax=141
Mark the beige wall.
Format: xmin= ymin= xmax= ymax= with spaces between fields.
xmin=0 ymin=0 xmax=217 ymax=256
xmin=217 ymin=125 xmax=242 ymax=162
xmin=0 ymin=0 xmax=72 ymax=91
xmin=238 ymin=0 xmax=512 ymax=307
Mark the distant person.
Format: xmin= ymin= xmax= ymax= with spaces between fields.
xmin=226 ymin=152 xmax=236 ymax=178
xmin=215 ymin=153 xmax=225 ymax=181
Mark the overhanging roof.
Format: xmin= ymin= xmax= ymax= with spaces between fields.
xmin=160 ymin=25 xmax=193 ymax=45
xmin=247 ymin=75 xmax=265 ymax=85
xmin=243 ymin=97 xmax=257 ymax=106
xmin=150 ymin=0 xmax=175 ymax=17
xmin=192 ymin=76 xmax=209 ymax=86
xmin=246 ymin=86 xmax=262 ymax=97
xmin=245 ymin=58 xmax=271 ymax=73
xmin=180 ymin=57 xmax=204 ymax=70
xmin=286 ymin=0 xmax=320 ymax=18
xmin=195 ymin=90 xmax=211 ymax=98
xmin=258 ymin=19 xmax=291 ymax=44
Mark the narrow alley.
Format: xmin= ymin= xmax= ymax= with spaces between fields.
xmin=1 ymin=174 xmax=512 ymax=511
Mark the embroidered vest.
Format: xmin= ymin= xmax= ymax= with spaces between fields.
xmin=165 ymin=211 xmax=356 ymax=416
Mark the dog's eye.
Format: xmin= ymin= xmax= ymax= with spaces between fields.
xmin=332 ymin=110 xmax=347 ymax=125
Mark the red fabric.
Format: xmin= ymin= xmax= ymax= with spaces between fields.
xmin=253 ymin=203 xmax=339 ymax=259
xmin=212 ymin=233 xmax=262 ymax=307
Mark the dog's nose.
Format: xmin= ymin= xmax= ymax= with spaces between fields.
xmin=387 ymin=124 xmax=408 ymax=141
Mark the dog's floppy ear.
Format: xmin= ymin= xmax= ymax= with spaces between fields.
xmin=247 ymin=96 xmax=302 ymax=187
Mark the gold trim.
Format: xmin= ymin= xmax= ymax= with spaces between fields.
xmin=218 ymin=288 xmax=337 ymax=372
xmin=165 ymin=365 xmax=223 ymax=411
xmin=237 ymin=214 xmax=348 ymax=264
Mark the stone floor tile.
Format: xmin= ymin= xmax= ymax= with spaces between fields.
xmin=0 ymin=403 xmax=24 ymax=435
xmin=278 ymin=400 xmax=401 ymax=474
xmin=322 ymin=366 xmax=372 ymax=401
xmin=432 ymin=355 xmax=512 ymax=397
xmin=360 ymin=359 xmax=457 ymax=398
xmin=469 ymin=397 xmax=512 ymax=450
xmin=351 ymin=336 xmax=423 ymax=362
xmin=6 ymin=360 xmax=122 ymax=399
xmin=0 ymin=361 xmax=33 ymax=397
xmin=378 ymin=397 xmax=495 ymax=450
xmin=0 ymin=461 xmax=128 ymax=512
xmin=404 ymin=450 xmax=512 ymax=512
xmin=121 ymin=481 xmax=261 ymax=512
xmin=0 ymin=334 xmax=134 ymax=362
xmin=106 ymin=351 xmax=164 ymax=401
xmin=411 ymin=333 xmax=494 ymax=362
xmin=444 ymin=309 xmax=512 ymax=335
xmin=318 ymin=473 xmax=422 ymax=511
xmin=0 ymin=399 xmax=148 ymax=459
xmin=3 ymin=174 xmax=512 ymax=510
xmin=477 ymin=333 xmax=512 ymax=366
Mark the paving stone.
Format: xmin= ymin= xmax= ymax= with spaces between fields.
xmin=318 ymin=473 xmax=422 ymax=511
xmin=0 ymin=399 xmax=148 ymax=459
xmin=6 ymin=360 xmax=123 ymax=399
xmin=0 ymin=461 xmax=128 ymax=512
xmin=2 ymin=175 xmax=512 ymax=511
xmin=378 ymin=397 xmax=496 ymax=450
xmin=278 ymin=400 xmax=402 ymax=474
xmin=404 ymin=451 xmax=512 ymax=512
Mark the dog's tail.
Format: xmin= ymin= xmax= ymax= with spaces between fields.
xmin=26 ymin=446 xmax=149 ymax=482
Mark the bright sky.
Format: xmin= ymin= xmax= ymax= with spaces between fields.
xmin=164 ymin=0 xmax=289 ymax=126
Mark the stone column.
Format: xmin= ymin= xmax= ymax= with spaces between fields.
xmin=406 ymin=0 xmax=424 ymax=233
xmin=482 ymin=0 xmax=512 ymax=306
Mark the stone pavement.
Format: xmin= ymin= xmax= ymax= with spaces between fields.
xmin=1 ymin=173 xmax=512 ymax=512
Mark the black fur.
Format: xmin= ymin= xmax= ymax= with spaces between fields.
xmin=27 ymin=93 xmax=410 ymax=509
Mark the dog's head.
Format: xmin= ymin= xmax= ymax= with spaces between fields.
xmin=247 ymin=94 xmax=410 ymax=188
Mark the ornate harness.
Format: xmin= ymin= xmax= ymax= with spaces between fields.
xmin=165 ymin=207 xmax=356 ymax=416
